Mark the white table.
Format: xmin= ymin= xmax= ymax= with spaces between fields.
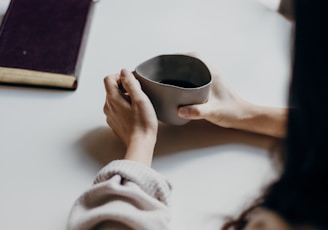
xmin=0 ymin=0 xmax=292 ymax=229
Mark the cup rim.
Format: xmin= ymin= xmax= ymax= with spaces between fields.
xmin=134 ymin=54 xmax=213 ymax=90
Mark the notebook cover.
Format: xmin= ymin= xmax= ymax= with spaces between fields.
xmin=0 ymin=0 xmax=95 ymax=89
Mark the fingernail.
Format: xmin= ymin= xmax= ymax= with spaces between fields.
xmin=120 ymin=69 xmax=129 ymax=77
xmin=179 ymin=108 xmax=189 ymax=117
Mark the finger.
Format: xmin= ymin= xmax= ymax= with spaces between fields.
xmin=119 ymin=69 xmax=145 ymax=101
xmin=104 ymin=74 xmax=120 ymax=94
xmin=103 ymin=100 xmax=109 ymax=115
xmin=104 ymin=77 xmax=130 ymax=115
xmin=104 ymin=76 xmax=110 ymax=93
xmin=177 ymin=103 xmax=209 ymax=120
xmin=104 ymin=75 xmax=122 ymax=100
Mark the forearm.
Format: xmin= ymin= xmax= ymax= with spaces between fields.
xmin=232 ymin=101 xmax=288 ymax=138
xmin=124 ymin=134 xmax=157 ymax=166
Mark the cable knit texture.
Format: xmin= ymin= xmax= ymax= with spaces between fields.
xmin=67 ymin=160 xmax=172 ymax=230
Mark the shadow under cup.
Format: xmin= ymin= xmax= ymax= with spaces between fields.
xmin=133 ymin=54 xmax=212 ymax=125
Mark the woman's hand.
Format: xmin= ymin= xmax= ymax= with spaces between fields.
xmin=178 ymin=66 xmax=287 ymax=138
xmin=103 ymin=69 xmax=158 ymax=166
xmin=178 ymin=67 xmax=247 ymax=128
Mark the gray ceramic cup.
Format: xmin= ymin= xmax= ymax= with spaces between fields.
xmin=133 ymin=54 xmax=212 ymax=125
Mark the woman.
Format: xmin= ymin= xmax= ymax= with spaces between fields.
xmin=67 ymin=0 xmax=328 ymax=229
xmin=222 ymin=0 xmax=328 ymax=229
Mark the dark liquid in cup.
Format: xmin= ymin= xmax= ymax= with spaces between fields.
xmin=159 ymin=79 xmax=197 ymax=88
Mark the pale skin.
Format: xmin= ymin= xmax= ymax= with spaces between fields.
xmin=177 ymin=66 xmax=288 ymax=139
xmin=103 ymin=66 xmax=290 ymax=229
xmin=103 ymin=0 xmax=292 ymax=157
xmin=103 ymin=66 xmax=288 ymax=164
xmin=103 ymin=69 xmax=158 ymax=166
xmin=101 ymin=3 xmax=299 ymax=230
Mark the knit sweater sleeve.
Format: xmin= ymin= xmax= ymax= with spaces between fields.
xmin=67 ymin=160 xmax=172 ymax=230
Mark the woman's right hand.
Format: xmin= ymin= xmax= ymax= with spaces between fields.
xmin=103 ymin=69 xmax=158 ymax=166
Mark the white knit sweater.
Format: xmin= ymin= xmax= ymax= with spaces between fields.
xmin=67 ymin=160 xmax=172 ymax=230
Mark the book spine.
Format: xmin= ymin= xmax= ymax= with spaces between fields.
xmin=0 ymin=67 xmax=77 ymax=89
xmin=74 ymin=1 xmax=97 ymax=79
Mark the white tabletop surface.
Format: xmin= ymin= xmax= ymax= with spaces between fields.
xmin=0 ymin=0 xmax=292 ymax=229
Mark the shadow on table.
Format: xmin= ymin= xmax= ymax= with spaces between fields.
xmin=78 ymin=120 xmax=280 ymax=167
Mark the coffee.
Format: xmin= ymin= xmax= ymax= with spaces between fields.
xmin=134 ymin=54 xmax=212 ymax=125
xmin=159 ymin=79 xmax=197 ymax=88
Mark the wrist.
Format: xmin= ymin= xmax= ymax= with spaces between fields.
xmin=230 ymin=101 xmax=287 ymax=138
xmin=124 ymin=133 xmax=157 ymax=166
xmin=219 ymin=99 xmax=254 ymax=130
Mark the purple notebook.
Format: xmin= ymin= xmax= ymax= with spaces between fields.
xmin=0 ymin=0 xmax=96 ymax=90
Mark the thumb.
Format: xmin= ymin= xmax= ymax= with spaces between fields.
xmin=177 ymin=104 xmax=209 ymax=120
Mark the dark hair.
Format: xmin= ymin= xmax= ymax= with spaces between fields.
xmin=222 ymin=0 xmax=328 ymax=229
